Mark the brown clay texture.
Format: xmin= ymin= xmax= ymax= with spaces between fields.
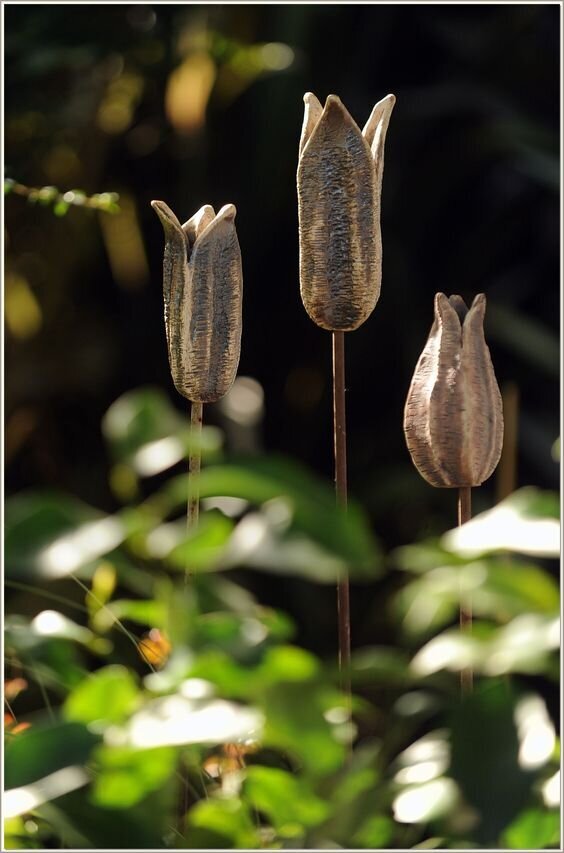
xmin=152 ymin=200 xmax=243 ymax=403
xmin=297 ymin=92 xmax=395 ymax=331
xmin=403 ymin=293 xmax=504 ymax=487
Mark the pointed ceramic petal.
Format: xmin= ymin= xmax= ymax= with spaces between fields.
xmin=183 ymin=203 xmax=243 ymax=402
xmin=299 ymin=92 xmax=323 ymax=156
xmin=297 ymin=95 xmax=379 ymax=331
xmin=362 ymin=94 xmax=396 ymax=190
xmin=151 ymin=200 xmax=190 ymax=385
xmin=182 ymin=204 xmax=216 ymax=251
xmin=461 ymin=294 xmax=504 ymax=485
xmin=404 ymin=293 xmax=504 ymax=488
xmin=404 ymin=293 xmax=467 ymax=487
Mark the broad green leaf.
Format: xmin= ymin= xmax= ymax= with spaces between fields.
xmin=5 ymin=721 xmax=100 ymax=790
xmin=167 ymin=512 xmax=235 ymax=572
xmin=352 ymin=814 xmax=394 ymax=848
xmin=443 ymin=488 xmax=560 ymax=558
xmin=480 ymin=559 xmax=559 ymax=614
xmin=64 ymin=665 xmax=139 ymax=726
xmin=411 ymin=614 xmax=559 ymax=679
xmin=121 ymin=694 xmax=263 ymax=748
xmin=502 ymin=808 xmax=560 ymax=849
xmin=4 ymin=492 xmax=122 ymax=580
xmin=394 ymin=540 xmax=469 ymax=573
xmin=258 ymin=645 xmax=319 ymax=682
xmin=102 ymin=387 xmax=222 ymax=475
xmin=161 ymin=456 xmax=381 ymax=577
xmin=90 ymin=745 xmax=176 ymax=808
xmin=103 ymin=599 xmax=167 ymax=629
xmin=392 ymin=778 xmax=459 ymax=824
xmin=184 ymin=798 xmax=260 ymax=849
xmin=351 ymin=646 xmax=412 ymax=685
xmin=263 ymin=681 xmax=344 ymax=777
xmin=243 ymin=765 xmax=329 ymax=831
xmin=221 ymin=512 xmax=350 ymax=582
xmin=449 ymin=681 xmax=533 ymax=844
xmin=38 ymin=786 xmax=171 ymax=848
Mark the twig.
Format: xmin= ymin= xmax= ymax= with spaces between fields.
xmin=332 ymin=331 xmax=352 ymax=715
xmin=458 ymin=486 xmax=473 ymax=693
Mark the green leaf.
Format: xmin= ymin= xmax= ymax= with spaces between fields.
xmin=184 ymin=798 xmax=260 ymax=849
xmin=5 ymin=721 xmax=100 ymax=790
xmin=352 ymin=814 xmax=395 ymax=848
xmin=39 ymin=786 xmax=171 ymax=848
xmin=442 ymin=488 xmax=560 ymax=558
xmin=243 ymin=765 xmax=329 ymax=832
xmin=351 ymin=646 xmax=412 ymax=685
xmin=163 ymin=456 xmax=381 ymax=578
xmin=449 ymin=681 xmax=533 ymax=844
xmin=167 ymin=512 xmax=235 ymax=572
xmin=263 ymin=681 xmax=344 ymax=777
xmin=502 ymin=808 xmax=560 ymax=849
xmin=64 ymin=665 xmax=139 ymax=726
xmin=4 ymin=491 xmax=124 ymax=580
xmin=104 ymin=598 xmax=167 ymax=629
xmin=102 ymin=387 xmax=222 ymax=476
xmin=90 ymin=746 xmax=177 ymax=809
xmin=259 ymin=645 xmax=319 ymax=683
xmin=122 ymin=694 xmax=263 ymax=749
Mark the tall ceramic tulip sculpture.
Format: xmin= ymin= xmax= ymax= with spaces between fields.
xmin=297 ymin=92 xmax=395 ymax=698
xmin=404 ymin=293 xmax=504 ymax=690
xmin=152 ymin=200 xmax=243 ymax=541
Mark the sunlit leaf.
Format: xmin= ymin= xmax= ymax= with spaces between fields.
xmin=102 ymin=387 xmax=222 ymax=476
xmin=5 ymin=720 xmax=100 ymax=790
xmin=263 ymin=681 xmax=344 ymax=777
xmin=243 ymin=765 xmax=329 ymax=832
xmin=4 ymin=766 xmax=90 ymax=819
xmin=166 ymin=511 xmax=235 ymax=572
xmin=64 ymin=665 xmax=139 ymax=726
xmin=184 ymin=798 xmax=260 ymax=849
xmin=90 ymin=745 xmax=176 ymax=809
xmin=502 ymin=807 xmax=560 ymax=849
xmin=352 ymin=814 xmax=394 ymax=848
xmin=351 ymin=646 xmax=412 ymax=685
xmin=442 ymin=488 xmax=560 ymax=558
xmin=118 ymin=694 xmax=263 ymax=749
xmin=162 ymin=456 xmax=382 ymax=578
xmin=449 ymin=681 xmax=533 ymax=843
xmin=4 ymin=492 xmax=115 ymax=580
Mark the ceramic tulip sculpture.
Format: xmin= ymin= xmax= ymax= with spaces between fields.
xmin=297 ymin=92 xmax=396 ymax=699
xmin=404 ymin=292 xmax=504 ymax=690
xmin=152 ymin=199 xmax=243 ymax=534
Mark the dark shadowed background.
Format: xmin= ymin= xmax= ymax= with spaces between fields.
xmin=5 ymin=3 xmax=560 ymax=656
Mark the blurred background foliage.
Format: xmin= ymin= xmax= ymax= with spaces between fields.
xmin=4 ymin=3 xmax=560 ymax=850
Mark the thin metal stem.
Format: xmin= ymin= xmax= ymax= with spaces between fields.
xmin=458 ymin=486 xmax=473 ymax=693
xmin=332 ymin=331 xmax=352 ymax=713
xmin=178 ymin=400 xmax=205 ymax=830
xmin=188 ymin=402 xmax=203 ymax=532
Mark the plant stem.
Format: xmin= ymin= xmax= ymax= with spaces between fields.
xmin=458 ymin=486 xmax=473 ymax=693
xmin=332 ymin=331 xmax=352 ymax=710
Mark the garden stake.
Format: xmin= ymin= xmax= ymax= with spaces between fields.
xmin=152 ymin=198 xmax=243 ymax=574
xmin=297 ymin=92 xmax=395 ymax=706
xmin=152 ymin=199 xmax=243 ymax=827
xmin=187 ymin=400 xmax=203 ymax=574
xmin=457 ymin=486 xmax=473 ymax=692
xmin=404 ymin=293 xmax=504 ymax=694
xmin=332 ymin=330 xmax=350 ymax=701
